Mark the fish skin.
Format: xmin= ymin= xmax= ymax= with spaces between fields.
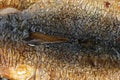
xmin=0 ymin=0 xmax=120 ymax=80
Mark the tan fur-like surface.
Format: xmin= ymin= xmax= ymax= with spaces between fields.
xmin=0 ymin=0 xmax=120 ymax=80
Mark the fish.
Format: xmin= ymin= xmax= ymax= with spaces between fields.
xmin=0 ymin=0 xmax=120 ymax=80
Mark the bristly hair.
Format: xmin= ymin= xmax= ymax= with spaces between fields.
xmin=0 ymin=0 xmax=120 ymax=80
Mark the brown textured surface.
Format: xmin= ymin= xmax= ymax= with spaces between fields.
xmin=0 ymin=0 xmax=120 ymax=80
xmin=29 ymin=32 xmax=69 ymax=43
xmin=0 ymin=0 xmax=38 ymax=10
xmin=0 ymin=41 xmax=120 ymax=80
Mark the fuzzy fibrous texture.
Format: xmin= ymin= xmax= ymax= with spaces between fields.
xmin=0 ymin=0 xmax=120 ymax=80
